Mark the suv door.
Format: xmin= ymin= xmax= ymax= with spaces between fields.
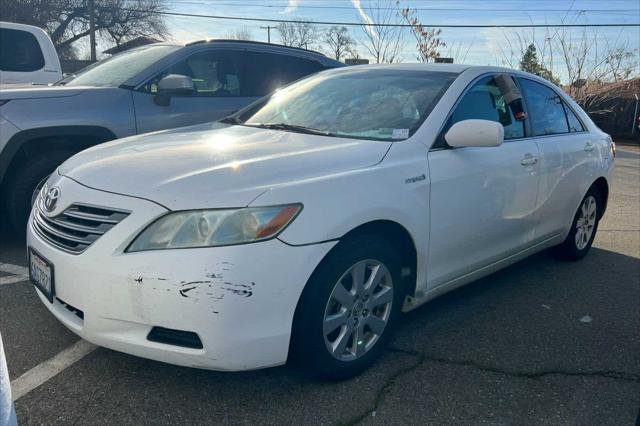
xmin=518 ymin=77 xmax=596 ymax=240
xmin=426 ymin=74 xmax=540 ymax=288
xmin=132 ymin=49 xmax=256 ymax=133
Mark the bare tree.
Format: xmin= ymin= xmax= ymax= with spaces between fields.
xmin=443 ymin=38 xmax=475 ymax=64
xmin=353 ymin=0 xmax=404 ymax=63
xmin=324 ymin=26 xmax=356 ymax=61
xmin=399 ymin=6 xmax=445 ymax=62
xmin=2 ymin=0 xmax=168 ymax=58
xmin=555 ymin=28 xmax=638 ymax=114
xmin=224 ymin=26 xmax=254 ymax=41
xmin=494 ymin=27 xmax=639 ymax=115
xmin=276 ymin=17 xmax=317 ymax=49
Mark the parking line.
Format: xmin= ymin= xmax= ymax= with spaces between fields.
xmin=11 ymin=340 xmax=97 ymax=400
xmin=0 ymin=263 xmax=29 ymax=286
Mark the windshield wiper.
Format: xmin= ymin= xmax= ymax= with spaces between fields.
xmin=250 ymin=123 xmax=335 ymax=137
xmin=219 ymin=116 xmax=244 ymax=124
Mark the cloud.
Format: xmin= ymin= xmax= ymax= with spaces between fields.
xmin=351 ymin=0 xmax=378 ymax=40
xmin=281 ymin=0 xmax=300 ymax=14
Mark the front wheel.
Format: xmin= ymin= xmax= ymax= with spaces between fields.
xmin=554 ymin=187 xmax=601 ymax=261
xmin=291 ymin=235 xmax=404 ymax=380
xmin=2 ymin=150 xmax=74 ymax=234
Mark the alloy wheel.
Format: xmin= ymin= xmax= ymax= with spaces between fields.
xmin=323 ymin=259 xmax=393 ymax=361
xmin=575 ymin=195 xmax=597 ymax=250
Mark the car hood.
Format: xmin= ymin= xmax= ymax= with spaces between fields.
xmin=0 ymin=84 xmax=91 ymax=100
xmin=59 ymin=122 xmax=391 ymax=210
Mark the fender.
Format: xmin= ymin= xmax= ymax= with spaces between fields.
xmin=0 ymin=125 xmax=117 ymax=184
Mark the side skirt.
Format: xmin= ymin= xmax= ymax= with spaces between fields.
xmin=402 ymin=234 xmax=564 ymax=312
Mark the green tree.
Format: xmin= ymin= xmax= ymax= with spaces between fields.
xmin=519 ymin=44 xmax=559 ymax=85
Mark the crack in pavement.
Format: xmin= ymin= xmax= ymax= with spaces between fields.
xmin=340 ymin=347 xmax=640 ymax=425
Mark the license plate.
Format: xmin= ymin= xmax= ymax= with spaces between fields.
xmin=29 ymin=248 xmax=55 ymax=303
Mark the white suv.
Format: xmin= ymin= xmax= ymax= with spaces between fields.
xmin=27 ymin=64 xmax=615 ymax=379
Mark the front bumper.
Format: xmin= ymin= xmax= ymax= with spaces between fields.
xmin=27 ymin=175 xmax=335 ymax=371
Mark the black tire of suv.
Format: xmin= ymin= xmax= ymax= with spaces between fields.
xmin=553 ymin=186 xmax=602 ymax=261
xmin=291 ymin=234 xmax=405 ymax=381
xmin=2 ymin=150 xmax=75 ymax=234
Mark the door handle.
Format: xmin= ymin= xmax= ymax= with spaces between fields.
xmin=584 ymin=142 xmax=595 ymax=152
xmin=521 ymin=154 xmax=538 ymax=166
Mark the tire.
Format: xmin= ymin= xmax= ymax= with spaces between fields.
xmin=291 ymin=234 xmax=404 ymax=380
xmin=554 ymin=186 xmax=602 ymax=261
xmin=2 ymin=150 xmax=74 ymax=234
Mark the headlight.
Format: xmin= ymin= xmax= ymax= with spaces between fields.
xmin=127 ymin=204 xmax=302 ymax=252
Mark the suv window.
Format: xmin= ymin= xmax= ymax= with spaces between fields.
xmin=142 ymin=50 xmax=243 ymax=97
xmin=520 ymin=78 xmax=570 ymax=136
xmin=564 ymin=103 xmax=585 ymax=132
xmin=243 ymin=51 xmax=323 ymax=96
xmin=447 ymin=75 xmax=525 ymax=140
xmin=0 ymin=28 xmax=45 ymax=72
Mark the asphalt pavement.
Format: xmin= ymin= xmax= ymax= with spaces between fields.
xmin=1 ymin=146 xmax=638 ymax=425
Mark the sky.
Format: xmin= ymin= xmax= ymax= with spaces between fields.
xmin=100 ymin=0 xmax=640 ymax=83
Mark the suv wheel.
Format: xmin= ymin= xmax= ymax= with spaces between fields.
xmin=2 ymin=149 xmax=74 ymax=234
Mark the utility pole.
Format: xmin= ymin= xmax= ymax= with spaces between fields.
xmin=89 ymin=0 xmax=96 ymax=61
xmin=260 ymin=25 xmax=275 ymax=44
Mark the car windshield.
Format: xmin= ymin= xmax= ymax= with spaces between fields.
xmin=62 ymin=45 xmax=180 ymax=87
xmin=235 ymin=68 xmax=458 ymax=141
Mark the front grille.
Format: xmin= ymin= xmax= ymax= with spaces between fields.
xmin=33 ymin=202 xmax=130 ymax=254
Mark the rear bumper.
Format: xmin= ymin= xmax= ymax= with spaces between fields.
xmin=27 ymin=175 xmax=335 ymax=371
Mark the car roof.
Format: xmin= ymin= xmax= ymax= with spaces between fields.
xmin=322 ymin=63 xmax=559 ymax=85
xmin=341 ymin=63 xmax=471 ymax=73
xmin=154 ymin=39 xmax=339 ymax=65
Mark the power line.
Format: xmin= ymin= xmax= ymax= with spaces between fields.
xmin=104 ymin=7 xmax=640 ymax=28
xmin=165 ymin=1 xmax=640 ymax=14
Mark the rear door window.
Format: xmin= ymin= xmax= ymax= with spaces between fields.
xmin=0 ymin=28 xmax=45 ymax=72
xmin=242 ymin=51 xmax=324 ymax=96
xmin=563 ymin=103 xmax=585 ymax=132
xmin=447 ymin=75 xmax=525 ymax=140
xmin=520 ymin=78 xmax=570 ymax=136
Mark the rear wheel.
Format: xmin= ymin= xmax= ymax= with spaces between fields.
xmin=554 ymin=187 xmax=601 ymax=261
xmin=291 ymin=235 xmax=404 ymax=380
xmin=2 ymin=149 xmax=74 ymax=234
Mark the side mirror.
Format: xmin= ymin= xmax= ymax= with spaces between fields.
xmin=154 ymin=74 xmax=195 ymax=106
xmin=445 ymin=119 xmax=504 ymax=148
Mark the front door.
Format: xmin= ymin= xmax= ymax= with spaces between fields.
xmin=132 ymin=49 xmax=258 ymax=134
xmin=427 ymin=75 xmax=540 ymax=288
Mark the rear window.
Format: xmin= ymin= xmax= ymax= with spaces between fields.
xmin=0 ymin=28 xmax=45 ymax=72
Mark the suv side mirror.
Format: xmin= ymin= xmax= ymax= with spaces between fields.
xmin=445 ymin=119 xmax=504 ymax=148
xmin=154 ymin=74 xmax=195 ymax=106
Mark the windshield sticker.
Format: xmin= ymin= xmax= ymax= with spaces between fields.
xmin=392 ymin=129 xmax=410 ymax=139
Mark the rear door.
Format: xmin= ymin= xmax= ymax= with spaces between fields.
xmin=242 ymin=50 xmax=325 ymax=96
xmin=427 ymin=74 xmax=540 ymax=287
xmin=132 ymin=49 xmax=255 ymax=134
xmin=518 ymin=78 xmax=596 ymax=240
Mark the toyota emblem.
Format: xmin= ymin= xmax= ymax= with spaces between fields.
xmin=43 ymin=186 xmax=61 ymax=212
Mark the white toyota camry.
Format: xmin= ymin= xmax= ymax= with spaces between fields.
xmin=27 ymin=64 xmax=615 ymax=379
